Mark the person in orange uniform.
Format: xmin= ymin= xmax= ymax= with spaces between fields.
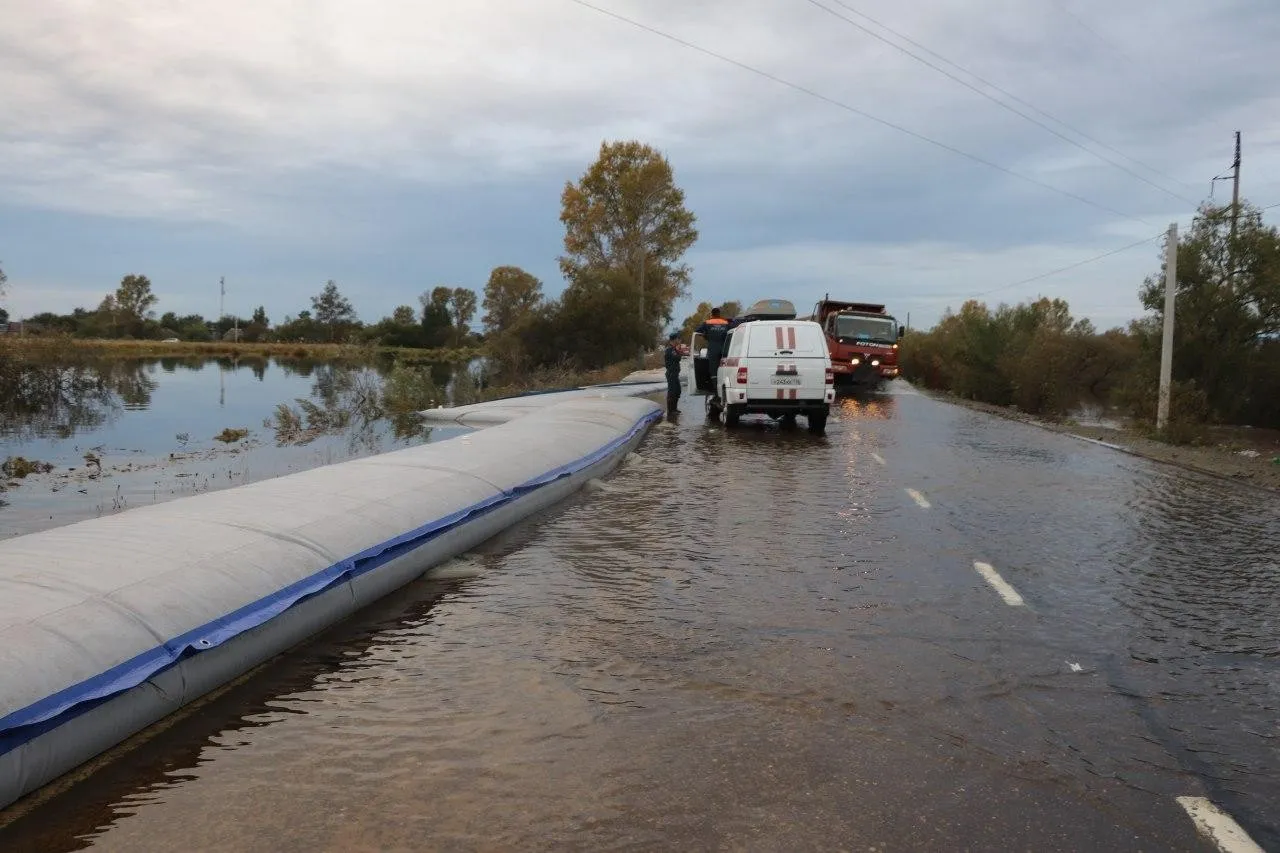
xmin=695 ymin=308 xmax=732 ymax=394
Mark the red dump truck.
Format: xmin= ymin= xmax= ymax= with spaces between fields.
xmin=814 ymin=297 xmax=904 ymax=388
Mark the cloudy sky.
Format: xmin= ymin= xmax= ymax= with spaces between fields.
xmin=3 ymin=0 xmax=1278 ymax=331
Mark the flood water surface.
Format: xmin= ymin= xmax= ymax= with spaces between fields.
xmin=2 ymin=386 xmax=1277 ymax=851
xmin=0 ymin=355 xmax=467 ymax=537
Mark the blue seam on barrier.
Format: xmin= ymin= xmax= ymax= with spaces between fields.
xmin=0 ymin=407 xmax=660 ymax=754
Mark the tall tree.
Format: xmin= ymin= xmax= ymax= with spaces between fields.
xmin=1137 ymin=200 xmax=1280 ymax=423
xmin=449 ymin=287 xmax=478 ymax=344
xmin=419 ymin=286 xmax=454 ymax=348
xmin=0 ymin=260 xmax=7 ymax=302
xmin=311 ymin=280 xmax=357 ymax=340
xmin=482 ymin=266 xmax=543 ymax=334
xmin=559 ymin=140 xmax=699 ymax=347
xmin=392 ymin=305 xmax=417 ymax=325
xmin=114 ymin=274 xmax=158 ymax=331
xmin=252 ymin=305 xmax=269 ymax=326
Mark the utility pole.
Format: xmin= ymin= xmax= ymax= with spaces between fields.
xmin=1228 ymin=131 xmax=1241 ymax=290
xmin=1230 ymin=131 xmax=1241 ymax=242
xmin=636 ymin=249 xmax=647 ymax=371
xmin=1156 ymin=222 xmax=1178 ymax=433
xmin=219 ymin=276 xmax=225 ymax=325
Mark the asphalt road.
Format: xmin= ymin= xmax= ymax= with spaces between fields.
xmin=2 ymin=383 xmax=1276 ymax=852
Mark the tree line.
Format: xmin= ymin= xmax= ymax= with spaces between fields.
xmin=900 ymin=200 xmax=1280 ymax=436
xmin=11 ymin=276 xmax=484 ymax=349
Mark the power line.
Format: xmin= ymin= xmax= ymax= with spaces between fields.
xmin=805 ymin=0 xmax=1200 ymax=204
xmin=1043 ymin=0 xmax=1125 ymax=56
xmin=971 ymin=233 xmax=1162 ymax=298
xmin=565 ymin=0 xmax=1150 ymax=225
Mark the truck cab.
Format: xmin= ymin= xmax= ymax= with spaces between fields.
xmin=815 ymin=298 xmax=904 ymax=389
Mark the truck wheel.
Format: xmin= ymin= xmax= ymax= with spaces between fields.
xmin=781 ymin=412 xmax=798 ymax=428
xmin=807 ymin=411 xmax=827 ymax=435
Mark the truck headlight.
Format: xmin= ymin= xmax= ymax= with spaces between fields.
xmin=851 ymin=357 xmax=860 ymax=365
xmin=871 ymin=359 xmax=880 ymax=367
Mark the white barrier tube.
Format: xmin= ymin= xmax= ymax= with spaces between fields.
xmin=0 ymin=396 xmax=660 ymax=809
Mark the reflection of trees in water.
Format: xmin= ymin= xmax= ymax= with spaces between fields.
xmin=0 ymin=353 xmax=160 ymax=440
xmin=268 ymin=363 xmax=436 ymax=455
xmin=97 ymin=359 xmax=159 ymax=409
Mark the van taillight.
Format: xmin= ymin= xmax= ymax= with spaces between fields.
xmin=825 ymin=368 xmax=834 ymax=385
xmin=736 ymin=366 xmax=748 ymax=384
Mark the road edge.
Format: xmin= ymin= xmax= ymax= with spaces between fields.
xmin=910 ymin=385 xmax=1280 ymax=496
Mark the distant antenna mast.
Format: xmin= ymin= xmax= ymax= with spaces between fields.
xmin=219 ymin=276 xmax=225 ymax=323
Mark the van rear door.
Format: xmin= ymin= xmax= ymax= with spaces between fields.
xmin=744 ymin=322 xmax=829 ymax=401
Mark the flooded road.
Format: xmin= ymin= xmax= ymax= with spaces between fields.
xmin=2 ymin=384 xmax=1277 ymax=851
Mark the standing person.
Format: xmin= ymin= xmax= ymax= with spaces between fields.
xmin=664 ymin=331 xmax=687 ymax=415
xmin=695 ymin=307 xmax=731 ymax=396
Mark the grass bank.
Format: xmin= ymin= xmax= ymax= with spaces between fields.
xmin=0 ymin=337 xmax=481 ymax=363
xmin=451 ymin=355 xmax=663 ymax=406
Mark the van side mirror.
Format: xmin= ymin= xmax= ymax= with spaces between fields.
xmin=898 ymin=325 xmax=905 ymax=339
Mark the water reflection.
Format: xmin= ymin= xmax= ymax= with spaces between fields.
xmin=834 ymin=391 xmax=898 ymax=422
xmin=266 ymin=363 xmax=440 ymax=453
xmin=0 ymin=354 xmax=458 ymax=447
xmin=0 ymin=355 xmax=152 ymax=441
xmin=0 ymin=578 xmax=456 ymax=851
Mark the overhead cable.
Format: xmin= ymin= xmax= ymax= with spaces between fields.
xmin=565 ymin=0 xmax=1150 ymax=226
xmin=806 ymin=0 xmax=1200 ymax=204
xmin=971 ymin=233 xmax=1162 ymax=298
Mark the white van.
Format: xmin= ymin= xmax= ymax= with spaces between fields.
xmin=708 ymin=319 xmax=835 ymax=434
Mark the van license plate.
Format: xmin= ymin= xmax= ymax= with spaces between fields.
xmin=770 ymin=377 xmax=803 ymax=385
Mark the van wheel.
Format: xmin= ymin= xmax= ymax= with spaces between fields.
xmin=781 ymin=413 xmax=798 ymax=429
xmin=721 ymin=391 xmax=741 ymax=427
xmin=807 ymin=411 xmax=827 ymax=435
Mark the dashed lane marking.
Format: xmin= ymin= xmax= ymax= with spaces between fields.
xmin=1176 ymin=797 xmax=1265 ymax=853
xmin=871 ymin=452 xmax=886 ymax=466
xmin=973 ymin=561 xmax=1025 ymax=607
xmin=905 ymin=488 xmax=930 ymax=509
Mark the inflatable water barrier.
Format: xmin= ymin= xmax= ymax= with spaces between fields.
xmin=420 ymin=370 xmax=668 ymax=428
xmin=0 ymin=395 xmax=661 ymax=810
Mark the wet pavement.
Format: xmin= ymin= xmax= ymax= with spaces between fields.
xmin=1 ymin=383 xmax=1277 ymax=851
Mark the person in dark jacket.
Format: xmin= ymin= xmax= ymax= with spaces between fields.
xmin=664 ymin=331 xmax=687 ymax=414
xmin=695 ymin=308 xmax=731 ymax=395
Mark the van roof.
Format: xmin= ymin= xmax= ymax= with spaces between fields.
xmin=738 ymin=318 xmax=819 ymax=327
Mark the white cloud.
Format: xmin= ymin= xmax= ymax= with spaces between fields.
xmin=2 ymin=0 xmax=1279 ymax=326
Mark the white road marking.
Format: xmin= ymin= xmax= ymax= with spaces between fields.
xmin=905 ymin=488 xmax=930 ymax=509
xmin=871 ymin=452 xmax=886 ymax=466
xmin=972 ymin=562 xmax=1025 ymax=607
xmin=1176 ymin=797 xmax=1265 ymax=853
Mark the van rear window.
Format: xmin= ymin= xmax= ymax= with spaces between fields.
xmin=745 ymin=323 xmax=824 ymax=356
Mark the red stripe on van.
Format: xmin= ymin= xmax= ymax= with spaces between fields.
xmin=775 ymin=327 xmax=785 ymax=349
xmin=787 ymin=327 xmax=796 ymax=349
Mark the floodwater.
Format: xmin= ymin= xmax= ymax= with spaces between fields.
xmin=0 ymin=355 xmax=469 ymax=537
xmin=2 ymin=385 xmax=1278 ymax=851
